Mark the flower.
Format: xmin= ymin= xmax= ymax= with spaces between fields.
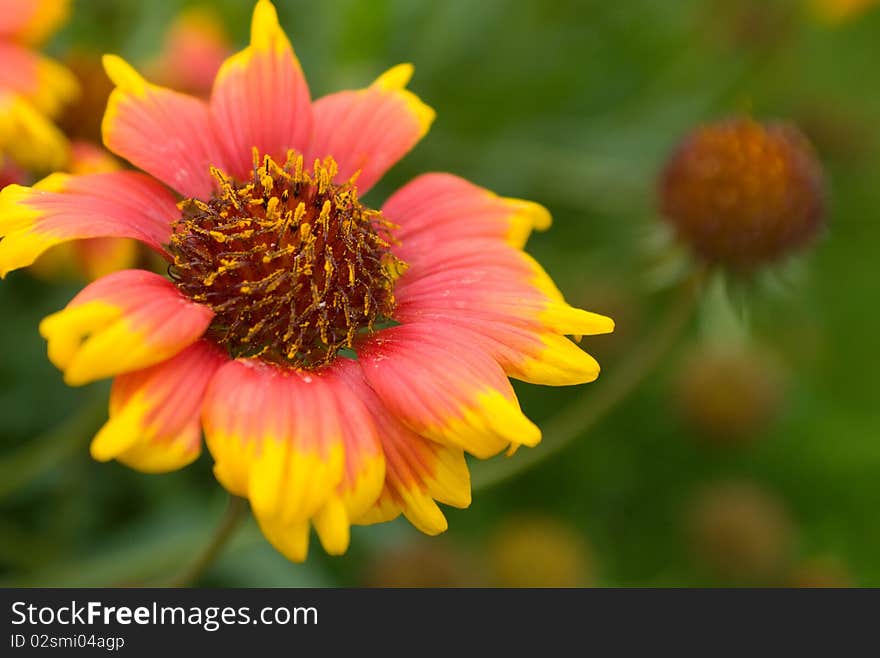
xmin=0 ymin=0 xmax=613 ymax=562
xmin=146 ymin=6 xmax=233 ymax=97
xmin=786 ymin=556 xmax=853 ymax=587
xmin=660 ymin=117 xmax=825 ymax=270
xmin=810 ymin=0 xmax=879 ymax=24
xmin=674 ymin=345 xmax=787 ymax=447
xmin=686 ymin=480 xmax=795 ymax=582
xmin=0 ymin=0 xmax=78 ymax=172
xmin=488 ymin=515 xmax=596 ymax=587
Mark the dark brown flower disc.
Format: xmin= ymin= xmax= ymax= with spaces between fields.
xmin=660 ymin=117 xmax=825 ymax=269
xmin=168 ymin=151 xmax=405 ymax=368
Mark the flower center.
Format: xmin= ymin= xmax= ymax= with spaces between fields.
xmin=168 ymin=151 xmax=405 ymax=369
xmin=660 ymin=118 xmax=824 ymax=269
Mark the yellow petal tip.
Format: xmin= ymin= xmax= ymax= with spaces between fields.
xmin=102 ymin=54 xmax=147 ymax=95
xmin=314 ymin=496 xmax=351 ymax=556
xmin=373 ymin=63 xmax=415 ymax=90
xmin=251 ymin=0 xmax=286 ymax=51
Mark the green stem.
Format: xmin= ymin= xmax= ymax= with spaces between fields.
xmin=169 ymin=495 xmax=248 ymax=588
xmin=470 ymin=268 xmax=707 ymax=491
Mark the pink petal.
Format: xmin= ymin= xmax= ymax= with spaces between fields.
xmin=209 ymin=0 xmax=312 ymax=180
xmin=307 ymin=64 xmax=434 ymax=194
xmin=91 ymin=339 xmax=227 ymax=473
xmin=202 ymin=355 xmax=387 ymax=561
xmin=0 ymin=42 xmax=77 ymax=116
xmin=357 ymin=323 xmax=540 ymax=459
xmin=336 ymin=359 xmax=470 ymax=535
xmin=0 ymin=171 xmax=179 ymax=276
xmin=383 ymin=173 xmax=551 ymax=249
xmin=39 ymin=269 xmax=214 ymax=385
xmin=102 ymin=55 xmax=226 ymax=199
xmin=0 ymin=0 xmax=68 ymax=45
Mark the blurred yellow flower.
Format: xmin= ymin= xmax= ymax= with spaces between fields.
xmin=0 ymin=0 xmax=78 ymax=172
xmin=488 ymin=515 xmax=596 ymax=587
xmin=675 ymin=345 xmax=787 ymax=447
xmin=810 ymin=0 xmax=879 ymax=23
xmin=786 ymin=556 xmax=854 ymax=587
xmin=686 ymin=480 xmax=795 ymax=582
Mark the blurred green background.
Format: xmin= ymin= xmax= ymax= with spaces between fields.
xmin=2 ymin=0 xmax=879 ymax=587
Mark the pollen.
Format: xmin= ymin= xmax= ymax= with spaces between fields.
xmin=168 ymin=151 xmax=406 ymax=368
xmin=660 ymin=117 xmax=825 ymax=269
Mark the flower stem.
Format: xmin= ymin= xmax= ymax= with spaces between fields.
xmin=169 ymin=495 xmax=248 ymax=587
xmin=470 ymin=268 xmax=707 ymax=492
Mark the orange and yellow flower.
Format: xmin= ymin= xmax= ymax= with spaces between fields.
xmin=0 ymin=0 xmax=78 ymax=172
xmin=0 ymin=0 xmax=613 ymax=562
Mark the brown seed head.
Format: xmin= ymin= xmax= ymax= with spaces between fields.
xmin=687 ymin=480 xmax=794 ymax=582
xmin=675 ymin=345 xmax=786 ymax=447
xmin=169 ymin=151 xmax=405 ymax=368
xmin=660 ymin=118 xmax=825 ymax=269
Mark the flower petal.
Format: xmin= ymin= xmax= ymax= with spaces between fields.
xmin=307 ymin=63 xmax=435 ymax=194
xmin=203 ymin=359 xmax=385 ymax=560
xmin=39 ymin=270 xmax=214 ymax=386
xmin=0 ymin=171 xmax=178 ymax=276
xmin=32 ymin=140 xmax=135 ymax=282
xmin=91 ymin=340 xmax=227 ymax=473
xmin=203 ymin=360 xmax=344 ymax=523
xmin=324 ymin=373 xmax=385 ymax=519
xmin=30 ymin=237 xmax=139 ymax=283
xmin=414 ymin=315 xmax=601 ymax=386
xmin=102 ymin=54 xmax=225 ymax=198
xmin=310 ymin=367 xmax=385 ymax=556
xmin=71 ymin=238 xmax=138 ymax=281
xmin=0 ymin=0 xmax=70 ymax=45
xmin=0 ymin=42 xmax=78 ymax=117
xmin=392 ymin=241 xmax=611 ymax=385
xmin=68 ymin=140 xmax=121 ymax=175
xmin=256 ymin=520 xmax=310 ymax=563
xmin=0 ymin=92 xmax=68 ymax=172
xmin=383 ymin=173 xmax=551 ymax=249
xmin=0 ymin=156 xmax=25 ymax=187
xmin=358 ymin=324 xmax=540 ymax=459
xmin=337 ymin=359 xmax=470 ymax=535
xmin=209 ymin=0 xmax=312 ymax=180
xmin=395 ymin=238 xmax=613 ymax=335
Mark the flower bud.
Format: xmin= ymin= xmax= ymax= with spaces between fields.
xmin=660 ymin=118 xmax=825 ymax=269
xmin=810 ymin=0 xmax=879 ymax=24
xmin=786 ymin=556 xmax=853 ymax=587
xmin=488 ymin=515 xmax=596 ymax=587
xmin=675 ymin=345 xmax=786 ymax=447
xmin=686 ymin=480 xmax=794 ymax=582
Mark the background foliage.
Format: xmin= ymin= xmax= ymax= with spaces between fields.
xmin=2 ymin=0 xmax=879 ymax=586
